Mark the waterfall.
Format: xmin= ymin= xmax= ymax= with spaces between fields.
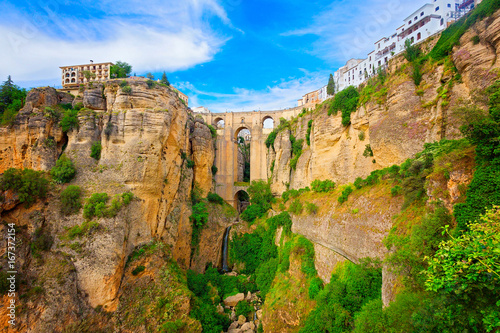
xmin=221 ymin=226 xmax=231 ymax=273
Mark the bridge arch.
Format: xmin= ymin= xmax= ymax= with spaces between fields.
xmin=234 ymin=189 xmax=250 ymax=213
xmin=262 ymin=116 xmax=275 ymax=129
xmin=214 ymin=117 xmax=225 ymax=129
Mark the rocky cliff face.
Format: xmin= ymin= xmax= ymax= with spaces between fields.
xmin=0 ymin=79 xmax=217 ymax=331
xmin=269 ymin=10 xmax=500 ymax=193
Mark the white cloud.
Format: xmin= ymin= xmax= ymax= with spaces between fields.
xmin=178 ymin=71 xmax=328 ymax=113
xmin=0 ymin=0 xmax=234 ymax=84
xmin=282 ymin=0 xmax=429 ymax=62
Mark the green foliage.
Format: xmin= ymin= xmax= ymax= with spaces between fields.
xmin=311 ymin=179 xmax=335 ymax=193
xmin=110 ymin=61 xmax=132 ymax=78
xmin=306 ymin=120 xmax=313 ymax=146
xmin=160 ymin=72 xmax=170 ymax=86
xmin=430 ymin=0 xmax=500 ymax=60
xmin=248 ymin=180 xmax=274 ymax=210
xmin=358 ymin=131 xmax=365 ymax=141
xmin=471 ymin=35 xmax=480 ymax=45
xmin=338 ymin=186 xmax=353 ymax=204
xmin=60 ymin=108 xmax=79 ymax=132
xmin=412 ymin=63 xmax=423 ymax=86
xmin=62 ymin=220 xmax=99 ymax=240
xmin=30 ymin=227 xmax=53 ymax=256
xmin=328 ymin=86 xmax=359 ymax=126
xmin=255 ymin=258 xmax=279 ymax=299
xmin=240 ymin=204 xmax=266 ymax=223
xmin=391 ymin=185 xmax=402 ymax=197
xmin=289 ymin=135 xmax=304 ymax=170
xmin=186 ymin=159 xmax=195 ymax=168
xmin=300 ymin=260 xmax=381 ymax=333
xmin=90 ymin=141 xmax=102 ymax=160
xmin=404 ymin=39 xmax=421 ymax=63
xmin=281 ymin=187 xmax=309 ymax=202
xmin=0 ymin=271 xmax=11 ymax=294
xmin=131 ymin=265 xmax=146 ymax=276
xmin=288 ymin=199 xmax=303 ymax=215
xmin=265 ymin=118 xmax=290 ymax=149
xmin=83 ymin=193 xmax=109 ymax=219
xmin=211 ymin=165 xmax=218 ymax=175
xmin=207 ymin=192 xmax=224 ymax=205
xmin=425 ymin=207 xmax=500 ymax=330
xmin=235 ymin=300 xmax=253 ymax=319
xmin=207 ymin=124 xmax=217 ymax=138
xmin=121 ymin=85 xmax=132 ymax=94
xmin=308 ymin=277 xmax=324 ymax=300
xmin=1 ymin=168 xmax=48 ymax=207
xmin=146 ymin=79 xmax=156 ymax=89
xmin=305 ymin=202 xmax=318 ymax=215
xmin=363 ymin=144 xmax=374 ymax=157
xmin=51 ymin=154 xmax=76 ymax=184
xmin=60 ymin=185 xmax=83 ymax=215
xmin=190 ymin=202 xmax=208 ymax=249
xmin=0 ymin=76 xmax=26 ymax=125
xmin=327 ymin=73 xmax=335 ymax=96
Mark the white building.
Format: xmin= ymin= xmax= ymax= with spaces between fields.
xmin=324 ymin=0 xmax=478 ymax=99
xmin=192 ymin=106 xmax=211 ymax=114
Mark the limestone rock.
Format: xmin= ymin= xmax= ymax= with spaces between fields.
xmin=224 ymin=293 xmax=245 ymax=307
xmin=245 ymin=291 xmax=252 ymax=301
xmin=256 ymin=309 xmax=263 ymax=320
xmin=83 ymin=84 xmax=106 ymax=110
xmin=238 ymin=315 xmax=247 ymax=325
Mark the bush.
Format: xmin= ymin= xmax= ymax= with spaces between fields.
xmin=256 ymin=258 xmax=279 ymax=299
xmin=211 ymin=165 xmax=218 ymax=175
xmin=358 ymin=131 xmax=365 ymax=141
xmin=132 ymin=265 xmax=146 ymax=275
xmin=191 ymin=202 xmax=208 ymax=248
xmin=1 ymin=168 xmax=48 ymax=207
xmin=240 ymin=204 xmax=266 ymax=223
xmin=338 ymin=186 xmax=353 ymax=204
xmin=60 ymin=185 xmax=83 ymax=215
xmin=50 ymin=154 xmax=76 ymax=184
xmin=328 ymin=86 xmax=359 ymax=126
xmin=207 ymin=125 xmax=217 ymax=138
xmin=31 ymin=227 xmax=53 ymax=255
xmin=90 ymin=141 xmax=102 ymax=160
xmin=306 ymin=120 xmax=313 ymax=146
xmin=288 ymin=199 xmax=303 ymax=215
xmin=471 ymin=35 xmax=480 ymax=45
xmin=305 ymin=202 xmax=319 ymax=215
xmin=363 ymin=144 xmax=374 ymax=157
xmin=235 ymin=300 xmax=253 ymax=319
xmin=146 ymin=80 xmax=156 ymax=89
xmin=60 ymin=108 xmax=79 ymax=132
xmin=354 ymin=177 xmax=363 ymax=189
xmin=83 ymin=193 xmax=109 ymax=219
xmin=391 ymin=185 xmax=402 ymax=197
xmin=121 ymin=85 xmax=132 ymax=94
xmin=311 ymin=179 xmax=336 ymax=192
xmin=186 ymin=159 xmax=195 ymax=168
xmin=207 ymin=192 xmax=224 ymax=205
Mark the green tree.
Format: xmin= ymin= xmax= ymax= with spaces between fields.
xmin=0 ymin=76 xmax=26 ymax=123
xmin=146 ymin=72 xmax=154 ymax=80
xmin=50 ymin=154 xmax=76 ymax=184
xmin=327 ymin=73 xmax=335 ymax=96
xmin=161 ymin=71 xmax=170 ymax=86
xmin=110 ymin=61 xmax=132 ymax=78
xmin=60 ymin=185 xmax=83 ymax=215
xmin=82 ymin=70 xmax=96 ymax=81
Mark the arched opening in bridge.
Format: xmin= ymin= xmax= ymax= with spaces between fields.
xmin=214 ymin=117 xmax=225 ymax=129
xmin=263 ymin=116 xmax=274 ymax=129
xmin=234 ymin=190 xmax=250 ymax=213
xmin=235 ymin=127 xmax=251 ymax=183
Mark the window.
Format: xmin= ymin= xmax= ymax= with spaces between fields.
xmin=440 ymin=18 xmax=444 ymax=25
xmin=417 ymin=32 xmax=421 ymax=40
xmin=435 ymin=6 xmax=439 ymax=11
xmin=414 ymin=16 xmax=418 ymax=20
xmin=421 ymin=12 xmax=424 ymax=16
xmin=447 ymin=4 xmax=451 ymax=7
xmin=409 ymin=20 xmax=412 ymax=25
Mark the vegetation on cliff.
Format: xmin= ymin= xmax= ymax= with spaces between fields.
xmin=0 ymin=76 xmax=26 ymax=125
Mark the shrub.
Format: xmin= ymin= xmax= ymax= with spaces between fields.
xmin=354 ymin=177 xmax=363 ymax=189
xmin=83 ymin=193 xmax=109 ymax=219
xmin=1 ymin=168 xmax=48 ymax=207
xmin=90 ymin=141 xmax=102 ymax=160
xmin=240 ymin=204 xmax=266 ymax=223
xmin=207 ymin=192 xmax=224 ymax=205
xmin=186 ymin=159 xmax=195 ymax=168
xmin=104 ymin=121 xmax=113 ymax=138
xmin=265 ymin=130 xmax=278 ymax=149
xmin=391 ymin=185 xmax=402 ymax=197
xmin=338 ymin=186 xmax=353 ymax=204
xmin=471 ymin=35 xmax=480 ymax=45
xmin=31 ymin=227 xmax=53 ymax=255
xmin=358 ymin=131 xmax=365 ymax=141
xmin=363 ymin=144 xmax=374 ymax=157
xmin=191 ymin=202 xmax=208 ymax=248
xmin=146 ymin=79 xmax=156 ymax=89
xmin=306 ymin=120 xmax=313 ymax=146
xmin=404 ymin=39 xmax=421 ymax=63
xmin=63 ymin=220 xmax=100 ymax=240
xmin=290 ymin=135 xmax=304 ymax=170
xmin=211 ymin=165 xmax=218 ymax=175
xmin=308 ymin=277 xmax=324 ymax=299
xmin=288 ymin=199 xmax=303 ymax=215
xmin=60 ymin=185 xmax=83 ymax=215
xmin=50 ymin=154 xmax=76 ymax=184
xmin=60 ymin=108 xmax=79 ymax=132
xmin=121 ymin=85 xmax=132 ymax=94
xmin=256 ymin=258 xmax=279 ymax=299
xmin=328 ymin=86 xmax=359 ymax=126
xmin=132 ymin=265 xmax=146 ymax=275
xmin=311 ymin=179 xmax=336 ymax=192
xmin=235 ymin=300 xmax=253 ymax=319
xmin=305 ymin=202 xmax=318 ymax=215
xmin=207 ymin=125 xmax=217 ymax=138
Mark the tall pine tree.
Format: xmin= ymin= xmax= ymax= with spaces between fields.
xmin=327 ymin=74 xmax=335 ymax=96
xmin=161 ymin=72 xmax=170 ymax=86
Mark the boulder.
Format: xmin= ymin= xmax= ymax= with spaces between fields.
xmin=256 ymin=309 xmax=263 ymax=320
xmin=238 ymin=315 xmax=247 ymax=326
xmin=245 ymin=291 xmax=252 ymax=301
xmin=224 ymin=293 xmax=245 ymax=307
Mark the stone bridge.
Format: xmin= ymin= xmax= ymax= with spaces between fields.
xmin=199 ymin=107 xmax=303 ymax=208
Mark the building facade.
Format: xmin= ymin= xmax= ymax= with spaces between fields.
xmin=172 ymin=87 xmax=189 ymax=106
xmin=299 ymin=0 xmax=479 ymax=107
xmin=60 ymin=61 xmax=113 ymax=89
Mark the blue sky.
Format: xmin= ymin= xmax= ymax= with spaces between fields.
xmin=0 ymin=0 xmax=428 ymax=113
